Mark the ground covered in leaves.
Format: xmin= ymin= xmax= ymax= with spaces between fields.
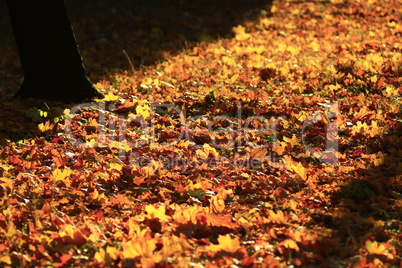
xmin=0 ymin=0 xmax=401 ymax=267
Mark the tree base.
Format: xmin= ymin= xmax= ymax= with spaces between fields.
xmin=13 ymin=78 xmax=104 ymax=103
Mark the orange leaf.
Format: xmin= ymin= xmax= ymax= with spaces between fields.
xmin=38 ymin=121 xmax=54 ymax=132
xmin=249 ymin=147 xmax=267 ymax=160
xmin=210 ymin=196 xmax=225 ymax=213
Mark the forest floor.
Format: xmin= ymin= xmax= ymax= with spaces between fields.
xmin=0 ymin=0 xmax=401 ymax=267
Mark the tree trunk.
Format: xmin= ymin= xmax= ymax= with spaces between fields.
xmin=6 ymin=0 xmax=103 ymax=102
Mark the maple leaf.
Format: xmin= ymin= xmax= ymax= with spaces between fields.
xmin=173 ymin=205 xmax=204 ymax=224
xmin=38 ymin=120 xmax=54 ymax=132
xmin=94 ymin=246 xmax=119 ymax=264
xmin=249 ymin=147 xmax=267 ymax=160
xmin=196 ymin=144 xmax=219 ymax=159
xmin=209 ymin=196 xmax=225 ymax=213
xmin=136 ymin=103 xmax=151 ymax=119
xmin=278 ymin=239 xmax=300 ymax=252
xmin=91 ymin=189 xmax=107 ymax=204
xmin=122 ymin=239 xmax=156 ymax=259
xmin=58 ymin=225 xmax=87 ymax=246
xmin=365 ymin=240 xmax=388 ymax=255
xmin=145 ymin=204 xmax=170 ymax=221
xmin=284 ymin=155 xmax=307 ymax=180
xmin=206 ymin=235 xmax=241 ymax=254
xmin=283 ymin=135 xmax=300 ymax=146
xmin=233 ymin=25 xmax=251 ymax=41
xmin=102 ymin=92 xmax=120 ymax=102
xmin=5 ymin=222 xmax=17 ymax=238
xmin=52 ymin=167 xmax=72 ymax=181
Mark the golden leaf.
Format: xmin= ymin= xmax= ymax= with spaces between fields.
xmin=210 ymin=196 xmax=225 ymax=213
xmin=5 ymin=222 xmax=17 ymax=238
xmin=284 ymin=156 xmax=307 ymax=180
xmin=145 ymin=204 xmax=170 ymax=221
xmin=249 ymin=147 xmax=267 ymax=160
xmin=173 ymin=205 xmax=204 ymax=224
xmin=92 ymin=189 xmax=107 ymax=203
xmin=268 ymin=209 xmax=285 ymax=224
xmin=233 ymin=25 xmax=251 ymax=41
xmin=38 ymin=121 xmax=53 ymax=132
xmin=103 ymin=92 xmax=119 ymax=102
xmin=206 ymin=235 xmax=241 ymax=254
xmin=283 ymin=135 xmax=300 ymax=146
xmin=0 ymin=255 xmax=11 ymax=265
xmin=52 ymin=167 xmax=72 ymax=181
xmin=272 ymin=141 xmax=286 ymax=155
xmin=136 ymin=104 xmax=151 ymax=119
xmin=366 ymin=240 xmax=387 ymax=255
xmin=122 ymin=239 xmax=156 ymax=259
xmin=281 ymin=239 xmax=300 ymax=251
xmin=94 ymin=248 xmax=106 ymax=263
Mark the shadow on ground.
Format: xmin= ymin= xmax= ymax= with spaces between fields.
xmin=0 ymin=0 xmax=272 ymax=144
xmin=309 ymin=124 xmax=402 ymax=266
xmin=68 ymin=0 xmax=272 ymax=77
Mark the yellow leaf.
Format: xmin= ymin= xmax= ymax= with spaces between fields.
xmin=383 ymin=85 xmax=398 ymax=97
xmin=92 ymin=189 xmax=107 ymax=203
xmin=284 ymin=156 xmax=306 ymax=180
xmin=196 ymin=144 xmax=219 ymax=159
xmin=38 ymin=121 xmax=53 ymax=132
xmin=145 ymin=204 xmax=170 ymax=221
xmin=281 ymin=119 xmax=290 ymax=129
xmin=292 ymin=162 xmax=307 ymax=180
xmin=110 ymin=141 xmax=132 ymax=153
xmin=136 ymin=104 xmax=151 ymax=119
xmin=309 ymin=41 xmax=320 ymax=51
xmin=233 ymin=25 xmax=251 ymax=41
xmin=52 ymin=167 xmax=72 ymax=181
xmin=283 ymin=199 xmax=297 ymax=211
xmin=106 ymin=246 xmax=119 ymax=260
xmin=283 ymin=135 xmax=300 ymax=146
xmin=141 ymin=77 xmax=153 ymax=86
xmin=230 ymin=73 xmax=239 ymax=83
xmin=281 ymin=239 xmax=300 ymax=251
xmin=94 ymin=248 xmax=106 ymax=263
xmin=122 ymin=239 xmax=156 ymax=259
xmin=272 ymin=141 xmax=286 ymax=155
xmin=93 ymin=82 xmax=105 ymax=90
xmin=295 ymin=111 xmax=307 ymax=122
xmin=109 ymin=162 xmax=123 ymax=171
xmin=268 ymin=209 xmax=285 ymax=224
xmin=5 ymin=222 xmax=17 ymax=238
xmin=366 ymin=240 xmax=387 ymax=255
xmin=0 ymin=255 xmax=11 ymax=265
xmin=173 ymin=205 xmax=204 ymax=224
xmin=127 ymin=218 xmax=147 ymax=238
xmin=206 ymin=235 xmax=241 ymax=253
xmin=103 ymin=92 xmax=119 ymax=102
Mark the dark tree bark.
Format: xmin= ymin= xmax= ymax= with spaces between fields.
xmin=6 ymin=0 xmax=103 ymax=102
